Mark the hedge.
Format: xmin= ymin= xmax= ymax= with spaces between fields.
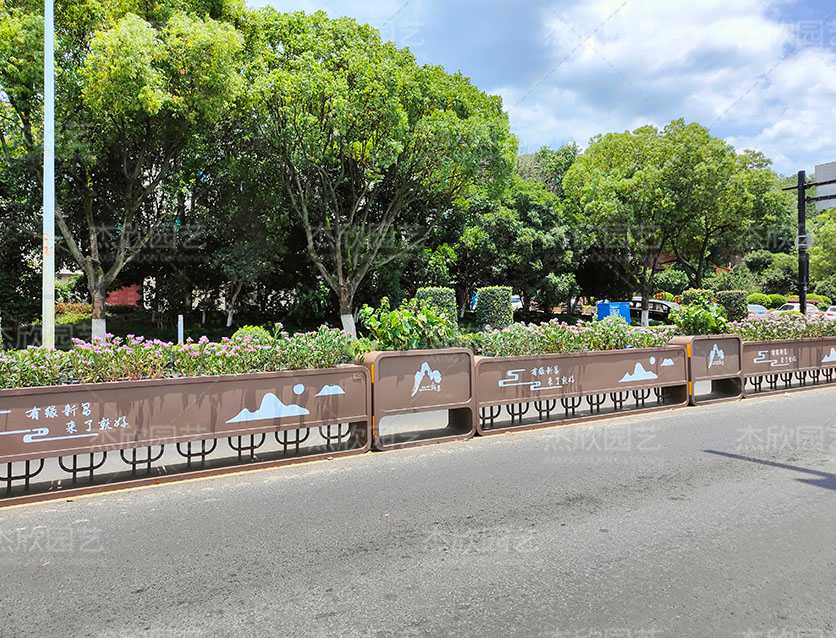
xmin=681 ymin=288 xmax=714 ymax=306
xmin=716 ymin=290 xmax=748 ymax=322
xmin=766 ymin=293 xmax=787 ymax=309
xmin=415 ymin=287 xmax=458 ymax=325
xmin=808 ymin=293 xmax=833 ymax=308
xmin=746 ymin=293 xmax=770 ymax=307
xmin=476 ymin=286 xmax=513 ymax=329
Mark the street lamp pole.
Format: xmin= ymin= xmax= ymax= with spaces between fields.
xmin=42 ymin=0 xmax=55 ymax=348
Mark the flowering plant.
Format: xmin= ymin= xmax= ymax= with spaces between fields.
xmin=471 ymin=316 xmax=675 ymax=358
xmin=0 ymin=325 xmax=355 ymax=389
xmin=727 ymin=312 xmax=836 ymax=342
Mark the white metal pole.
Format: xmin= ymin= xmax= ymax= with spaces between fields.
xmin=41 ymin=0 xmax=55 ymax=349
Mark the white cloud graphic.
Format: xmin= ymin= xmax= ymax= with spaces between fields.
xmin=822 ymin=348 xmax=836 ymax=364
xmin=661 ymin=358 xmax=676 ymax=367
xmin=316 ymin=384 xmax=345 ymax=397
xmin=619 ymin=362 xmax=659 ymax=383
xmin=226 ymin=393 xmax=310 ymax=424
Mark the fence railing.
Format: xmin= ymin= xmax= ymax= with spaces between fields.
xmin=3 ymin=337 xmax=836 ymax=505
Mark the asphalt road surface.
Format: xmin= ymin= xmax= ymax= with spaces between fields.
xmin=2 ymin=388 xmax=835 ymax=638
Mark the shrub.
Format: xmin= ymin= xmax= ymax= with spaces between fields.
xmin=705 ymin=266 xmax=759 ymax=294
xmin=681 ymin=288 xmax=714 ymax=306
xmin=806 ymin=293 xmax=832 ymax=308
xmin=476 ymin=286 xmax=513 ymax=329
xmin=358 ymin=297 xmax=459 ymax=352
xmin=0 ymin=326 xmax=357 ymax=389
xmin=653 ymin=268 xmax=690 ymax=295
xmin=232 ymin=325 xmax=272 ymax=341
xmin=55 ymin=302 xmax=91 ymax=315
xmin=415 ymin=287 xmax=457 ymax=325
xmin=470 ymin=315 xmax=675 ymax=357
xmin=716 ymin=290 xmax=748 ymax=322
xmin=728 ymin=313 xmax=836 ymax=341
xmin=669 ymin=299 xmax=728 ymax=335
xmin=744 ymin=249 xmax=776 ymax=274
xmin=747 ymin=293 xmax=770 ymax=307
xmin=766 ymin=294 xmax=787 ymax=309
xmin=813 ymin=277 xmax=836 ymax=303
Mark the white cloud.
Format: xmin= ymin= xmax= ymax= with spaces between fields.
xmin=500 ymin=0 xmax=836 ymax=174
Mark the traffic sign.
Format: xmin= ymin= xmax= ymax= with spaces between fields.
xmin=815 ymin=162 xmax=836 ymax=211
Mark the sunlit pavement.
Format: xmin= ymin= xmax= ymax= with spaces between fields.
xmin=2 ymin=388 xmax=835 ymax=638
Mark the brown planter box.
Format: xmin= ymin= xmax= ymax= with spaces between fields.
xmin=360 ymin=349 xmax=476 ymax=450
xmin=0 ymin=366 xmax=371 ymax=504
xmin=669 ymin=335 xmax=743 ymax=405
xmin=475 ymin=347 xmax=689 ymax=435
xmin=742 ymin=337 xmax=836 ymax=396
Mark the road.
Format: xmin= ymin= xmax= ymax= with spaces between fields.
xmin=1 ymin=387 xmax=835 ymax=638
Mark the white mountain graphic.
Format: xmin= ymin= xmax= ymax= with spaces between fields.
xmin=411 ymin=362 xmax=442 ymax=397
xmin=316 ymin=384 xmax=345 ymax=397
xmin=226 ymin=393 xmax=310 ymax=424
xmin=619 ymin=362 xmax=659 ymax=383
xmin=822 ymin=347 xmax=836 ymax=363
xmin=661 ymin=358 xmax=676 ymax=367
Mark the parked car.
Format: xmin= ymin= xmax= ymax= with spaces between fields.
xmin=629 ymin=296 xmax=680 ymax=322
xmin=747 ymin=304 xmax=768 ymax=318
xmin=774 ymin=302 xmax=821 ymax=316
xmin=511 ymin=295 xmax=523 ymax=310
xmin=824 ymin=305 xmax=836 ymax=320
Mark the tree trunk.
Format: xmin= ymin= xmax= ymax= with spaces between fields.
xmin=339 ymin=286 xmax=356 ymax=337
xmin=226 ymin=282 xmax=244 ymax=328
xmin=91 ymin=287 xmax=107 ymax=340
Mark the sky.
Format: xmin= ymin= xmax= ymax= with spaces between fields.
xmin=248 ymin=0 xmax=836 ymax=176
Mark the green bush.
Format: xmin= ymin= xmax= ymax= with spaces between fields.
xmin=470 ymin=315 xmax=675 ymax=357
xmin=232 ymin=325 xmax=272 ymax=341
xmin=358 ymin=297 xmax=459 ymax=351
xmin=716 ymin=290 xmax=748 ymax=322
xmin=657 ymin=291 xmax=675 ymax=302
xmin=415 ymin=287 xmax=457 ymax=325
xmin=744 ymin=249 xmax=776 ymax=274
xmin=747 ymin=293 xmax=770 ymax=307
xmin=766 ymin=293 xmax=787 ymax=309
xmin=706 ymin=265 xmax=759 ymax=294
xmin=476 ymin=286 xmax=513 ymax=329
xmin=653 ymin=268 xmax=689 ymax=295
xmin=807 ymin=293 xmax=832 ymax=308
xmin=813 ymin=277 xmax=836 ymax=304
xmin=681 ymin=288 xmax=714 ymax=306
xmin=670 ymin=299 xmax=728 ymax=335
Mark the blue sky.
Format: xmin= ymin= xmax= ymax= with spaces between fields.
xmin=249 ymin=0 xmax=836 ymax=176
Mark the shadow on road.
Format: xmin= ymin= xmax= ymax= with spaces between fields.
xmin=704 ymin=449 xmax=836 ymax=492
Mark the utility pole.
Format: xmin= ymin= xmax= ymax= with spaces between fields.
xmin=797 ymin=170 xmax=808 ymax=316
xmin=783 ymin=165 xmax=836 ymax=317
xmin=41 ymin=0 xmax=55 ymax=349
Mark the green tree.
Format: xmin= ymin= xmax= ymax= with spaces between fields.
xmin=516 ymin=142 xmax=580 ymax=198
xmin=454 ymin=176 xmax=573 ymax=312
xmin=0 ymin=1 xmax=245 ymax=338
xmin=564 ymin=125 xmax=674 ymax=325
xmin=662 ymin=121 xmax=782 ymax=288
xmin=248 ymin=10 xmax=516 ymax=335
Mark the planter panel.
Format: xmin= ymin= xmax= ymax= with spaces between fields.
xmin=669 ymin=335 xmax=743 ymax=405
xmin=0 ymin=367 xmax=371 ymax=504
xmin=475 ymin=347 xmax=689 ymax=435
xmin=361 ymin=349 xmax=476 ymax=450
xmin=742 ymin=337 xmax=836 ymax=396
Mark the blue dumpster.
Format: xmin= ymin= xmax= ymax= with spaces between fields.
xmin=596 ymin=301 xmax=631 ymax=321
